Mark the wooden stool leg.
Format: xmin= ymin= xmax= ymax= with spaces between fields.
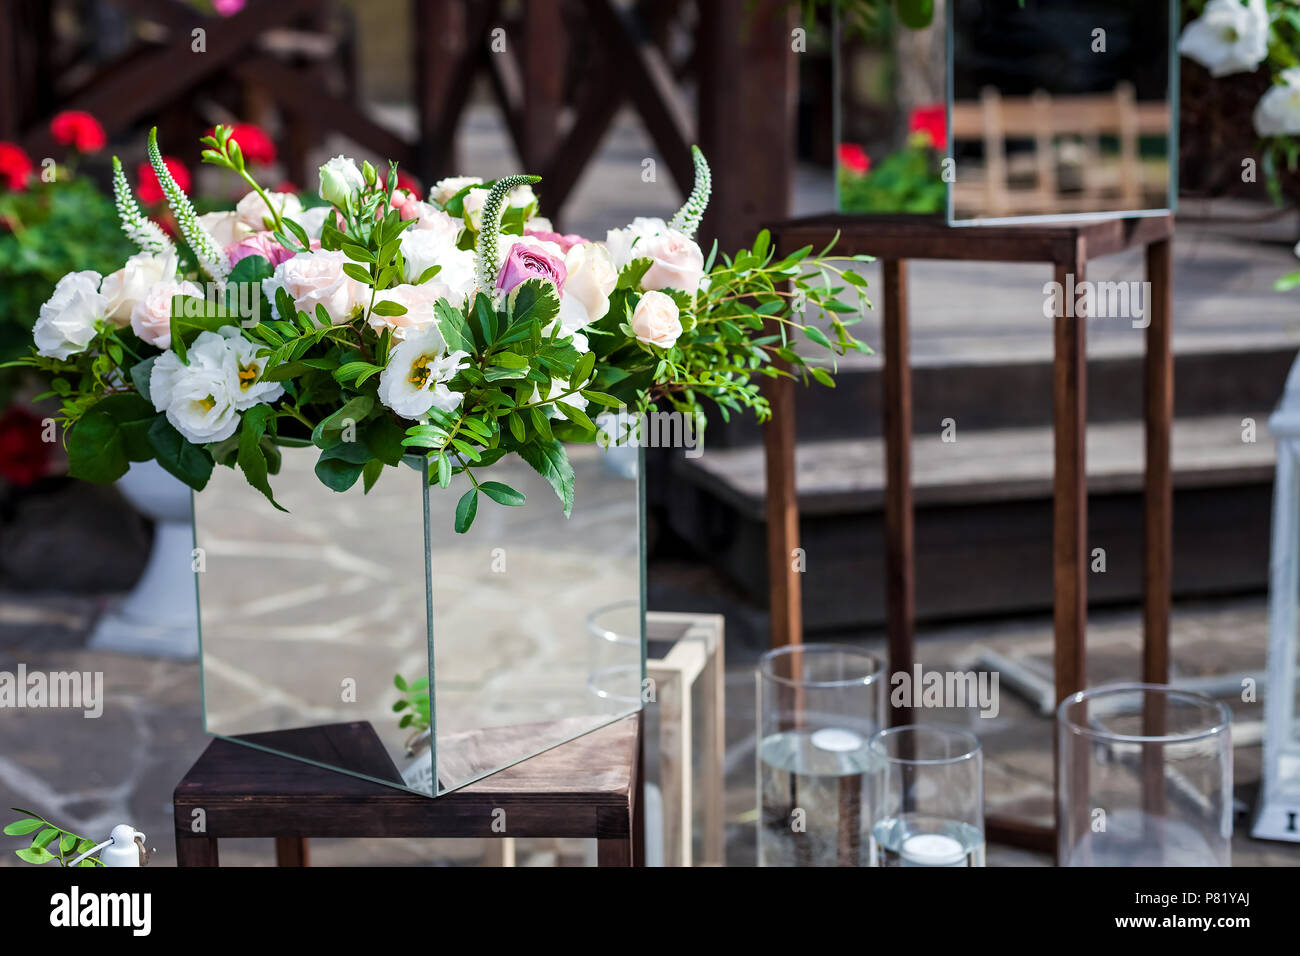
xmin=176 ymin=835 xmax=219 ymax=867
xmin=882 ymin=259 xmax=915 ymax=725
xmin=1052 ymin=243 xmax=1089 ymax=864
xmin=1143 ymin=237 xmax=1173 ymax=684
xmin=275 ymin=836 xmax=309 ymax=866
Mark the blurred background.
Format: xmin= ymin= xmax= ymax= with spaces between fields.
xmin=1 ymin=0 xmax=1299 ymax=866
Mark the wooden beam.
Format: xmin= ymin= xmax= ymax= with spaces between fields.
xmin=413 ymin=0 xmax=468 ymax=183
xmin=1143 ymin=237 xmax=1173 ymax=684
xmin=520 ymin=0 xmax=566 ymax=172
xmin=763 ymin=369 xmax=803 ymax=648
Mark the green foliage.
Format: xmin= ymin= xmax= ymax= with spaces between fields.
xmin=392 ymin=673 xmax=431 ymax=733
xmin=4 ymin=809 xmax=103 ymax=867
xmin=838 ymin=142 xmax=946 ymax=214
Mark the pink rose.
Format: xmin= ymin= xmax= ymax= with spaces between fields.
xmin=226 ymin=231 xmax=301 ymax=269
xmin=524 ymin=227 xmax=589 ymax=254
xmin=264 ymin=249 xmax=363 ymax=324
xmin=368 ymin=282 xmax=452 ymax=339
xmin=131 ymin=279 xmax=203 ymax=348
xmin=496 ymin=242 xmax=567 ymax=296
xmin=631 ymin=290 xmax=682 ymax=349
xmin=641 ymin=229 xmax=705 ymax=295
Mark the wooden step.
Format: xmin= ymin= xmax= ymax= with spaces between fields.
xmin=659 ymin=415 xmax=1277 ymax=631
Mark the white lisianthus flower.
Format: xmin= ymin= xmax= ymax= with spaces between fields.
xmin=100 ymin=249 xmax=179 ymax=326
xmin=296 ymin=206 xmax=333 ymax=240
xmin=149 ymin=331 xmax=242 ymax=443
xmin=33 ymin=270 xmax=107 ymax=359
xmin=557 ymin=241 xmax=617 ymax=332
xmin=400 ymin=227 xmax=477 ymax=303
xmin=1254 ymin=67 xmax=1300 ymax=136
xmin=369 ymin=282 xmax=450 ymax=339
xmin=603 ymin=216 xmax=669 ymax=269
xmin=631 ymin=290 xmax=683 ymax=349
xmin=319 ymin=155 xmax=365 ymax=209
xmin=531 ymin=377 xmax=589 ymax=419
xmin=197 ymin=210 xmax=253 ymax=248
xmin=430 ymin=175 xmax=483 ymax=206
xmin=262 ymin=249 xmax=363 ymax=324
xmin=220 ymin=327 xmax=284 ymax=410
xmin=130 ymin=279 xmax=204 ymax=349
xmin=377 ymin=326 xmax=470 ymax=420
xmin=235 ymin=190 xmax=303 ymax=230
xmin=507 ymin=183 xmax=538 ymax=211
xmin=1179 ymin=0 xmax=1269 ymax=77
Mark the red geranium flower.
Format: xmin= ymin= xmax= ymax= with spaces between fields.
xmin=0 ymin=407 xmax=53 ymax=486
xmin=49 ymin=111 xmax=107 ymax=153
xmin=137 ymin=156 xmax=191 ymax=204
xmin=908 ymin=103 xmax=947 ymax=151
xmin=220 ymin=123 xmax=276 ymax=166
xmin=838 ymin=143 xmax=871 ymax=175
xmin=0 ymin=142 xmax=33 ymax=191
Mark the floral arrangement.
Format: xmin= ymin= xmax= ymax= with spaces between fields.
xmin=9 ymin=127 xmax=870 ymax=532
xmin=838 ymin=104 xmax=947 ymax=214
xmin=1180 ymin=0 xmax=1300 ymax=197
xmin=0 ymin=111 xmax=134 ymax=403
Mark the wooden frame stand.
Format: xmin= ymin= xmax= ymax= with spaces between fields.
xmin=762 ymin=213 xmax=1174 ymax=858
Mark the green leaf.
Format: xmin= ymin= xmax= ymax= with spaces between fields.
xmin=480 ymin=480 xmax=525 ymax=507
xmin=3 ymin=818 xmax=44 ymax=836
xmin=490 ymin=351 xmax=529 ymax=369
xmin=227 ymin=253 xmax=274 ymax=287
xmin=435 ymin=299 xmax=474 ymax=354
xmin=169 ymin=295 xmax=232 ymax=361
xmin=363 ymin=414 xmax=407 ymax=466
xmin=59 ymin=832 xmax=76 ymax=854
xmin=507 ymin=412 xmax=526 ymax=442
xmin=362 ymin=457 xmax=384 ymax=493
xmin=15 ymin=846 xmax=54 ymax=865
xmin=31 ymin=828 xmax=59 ymax=850
xmin=556 ymin=401 xmax=595 ymax=432
xmin=314 ymin=446 xmax=367 ymax=491
xmin=454 ymin=487 xmax=478 ymax=533
xmin=147 ymin=417 xmax=215 ymax=491
xmin=66 ymin=394 xmax=156 ymax=483
xmin=473 ymin=293 xmax=499 ymax=348
xmin=506 ymin=279 xmax=560 ymax=328
xmin=803 ymin=324 xmax=833 ymax=349
xmin=581 ymin=390 xmax=623 ymax=408
xmin=371 ymin=299 xmax=408 ymax=317
xmin=237 ymin=404 xmax=285 ymax=511
xmin=129 ymin=356 xmax=157 ymax=402
xmin=517 ymin=438 xmax=575 ymax=518
xmin=312 ymin=396 xmax=374 ymax=448
xmin=343 ymin=262 xmax=374 ymax=286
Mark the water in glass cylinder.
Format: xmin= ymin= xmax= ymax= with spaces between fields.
xmin=870 ymin=813 xmax=986 ymax=866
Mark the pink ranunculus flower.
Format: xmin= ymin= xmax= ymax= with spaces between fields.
xmin=225 ymin=231 xmax=300 ymax=269
xmin=496 ymin=242 xmax=567 ymax=296
xmin=524 ymin=227 xmax=590 ymax=254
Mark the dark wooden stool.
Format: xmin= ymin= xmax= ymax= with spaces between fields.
xmin=763 ymin=213 xmax=1175 ymax=859
xmin=174 ymin=713 xmax=644 ymax=866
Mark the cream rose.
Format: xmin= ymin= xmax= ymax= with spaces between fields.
xmin=631 ymin=290 xmax=683 ymax=349
xmin=319 ymin=155 xmax=364 ymax=208
xmin=430 ymin=175 xmax=482 ymax=206
xmin=641 ymin=229 xmax=705 ymax=295
xmin=197 ymin=211 xmax=253 ymax=248
xmin=262 ymin=249 xmax=362 ymax=324
xmin=1254 ymin=67 xmax=1300 ymax=136
xmin=100 ymin=249 xmax=179 ymax=325
xmin=130 ymin=279 xmax=203 ymax=349
xmin=557 ymin=242 xmax=616 ymax=332
xmin=369 ymin=282 xmax=451 ymax=339
xmin=33 ymin=270 xmax=106 ymax=359
xmin=235 ymin=190 xmax=303 ymax=230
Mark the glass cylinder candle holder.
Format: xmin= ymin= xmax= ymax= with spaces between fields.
xmin=1058 ymin=683 xmax=1233 ymax=867
xmin=868 ymin=725 xmax=985 ymax=867
xmin=756 ymin=644 xmax=885 ymax=866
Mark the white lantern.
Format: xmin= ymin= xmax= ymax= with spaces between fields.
xmin=1253 ymin=356 xmax=1300 ymax=842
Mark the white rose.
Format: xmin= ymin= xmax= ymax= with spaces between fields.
xmin=400 ymin=228 xmax=477 ymax=303
xmin=149 ymin=331 xmax=241 ymax=444
xmin=1254 ymin=67 xmax=1300 ymax=136
xmin=235 ymin=190 xmax=303 ymax=230
xmin=407 ymin=206 xmax=462 ymax=243
xmin=631 ymin=290 xmax=683 ymax=349
xmin=641 ymin=229 xmax=705 ymax=295
xmin=220 ymin=327 xmax=284 ymax=410
xmin=603 ymin=216 xmax=669 ymax=269
xmin=377 ymin=325 xmax=469 ymax=420
xmin=507 ymin=183 xmax=537 ymax=210
xmin=33 ymin=270 xmax=106 ymax=359
xmin=369 ymin=282 xmax=450 ymax=339
xmin=319 ymin=155 xmax=365 ymax=208
xmin=297 ymin=206 xmax=333 ymax=240
xmin=1179 ymin=0 xmax=1269 ymax=77
xmin=525 ymin=216 xmax=554 ymax=232
xmin=130 ymin=279 xmax=203 ymax=349
xmin=558 ymin=242 xmax=616 ymax=332
xmin=100 ymin=249 xmax=179 ymax=325
xmin=262 ymin=249 xmax=362 ymax=324
xmin=430 ymin=175 xmax=482 ymax=206
xmin=197 ymin=211 xmax=253 ymax=248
